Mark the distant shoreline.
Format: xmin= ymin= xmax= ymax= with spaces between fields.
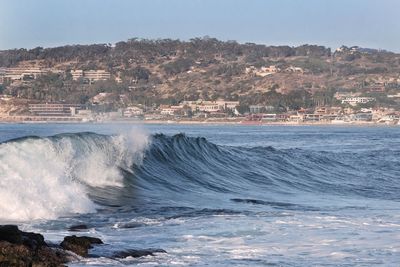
xmin=0 ymin=118 xmax=398 ymax=127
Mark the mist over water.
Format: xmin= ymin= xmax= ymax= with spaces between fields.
xmin=1 ymin=124 xmax=400 ymax=266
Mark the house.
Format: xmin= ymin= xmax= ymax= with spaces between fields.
xmin=304 ymin=114 xmax=322 ymax=122
xmin=0 ymin=95 xmax=13 ymax=101
xmin=289 ymin=114 xmax=303 ymax=122
xmin=215 ymin=99 xmax=239 ymax=110
xmin=71 ymin=70 xmax=111 ymax=82
xmin=91 ymin=92 xmax=114 ymax=104
xmin=351 ymin=112 xmax=373 ymax=121
xmin=285 ymin=66 xmax=304 ymax=73
xmin=123 ymin=106 xmax=144 ymax=117
xmin=245 ymin=65 xmax=280 ymax=77
xmin=249 ymin=105 xmax=264 ymax=114
xmin=341 ymin=97 xmax=375 ymax=106
xmin=160 ymin=105 xmax=183 ymax=116
xmin=261 ymin=114 xmax=277 ymax=122
xmin=197 ymin=102 xmax=220 ymax=112
xmin=182 ymin=99 xmax=239 ymax=113
xmin=29 ymin=103 xmax=84 ymax=117
xmin=2 ymin=67 xmax=62 ymax=82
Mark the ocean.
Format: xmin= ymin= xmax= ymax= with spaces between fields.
xmin=1 ymin=123 xmax=400 ymax=266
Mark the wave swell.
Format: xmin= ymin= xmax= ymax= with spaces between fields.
xmin=1 ymin=131 xmax=399 ymax=221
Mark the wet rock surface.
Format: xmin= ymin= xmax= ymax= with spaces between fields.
xmin=60 ymin=235 xmax=103 ymax=257
xmin=67 ymin=224 xmax=89 ymax=232
xmin=0 ymin=225 xmax=67 ymax=267
xmin=0 ymin=225 xmax=167 ymax=266
xmin=113 ymin=248 xmax=167 ymax=258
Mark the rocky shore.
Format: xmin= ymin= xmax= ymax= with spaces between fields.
xmin=0 ymin=225 xmax=166 ymax=266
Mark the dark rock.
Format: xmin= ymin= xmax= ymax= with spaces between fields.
xmin=60 ymin=235 xmax=103 ymax=257
xmin=0 ymin=225 xmax=68 ymax=266
xmin=113 ymin=248 xmax=167 ymax=258
xmin=0 ymin=225 xmax=23 ymax=244
xmin=0 ymin=225 xmax=47 ymax=250
xmin=0 ymin=241 xmax=31 ymax=266
xmin=34 ymin=247 xmax=69 ymax=266
xmin=117 ymin=222 xmax=145 ymax=229
xmin=0 ymin=241 xmax=67 ymax=266
xmin=68 ymin=224 xmax=88 ymax=232
xmin=22 ymin=232 xmax=47 ymax=250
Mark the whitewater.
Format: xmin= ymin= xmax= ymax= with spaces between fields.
xmin=1 ymin=123 xmax=400 ymax=266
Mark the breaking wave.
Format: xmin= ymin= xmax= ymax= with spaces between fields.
xmin=1 ymin=131 xmax=399 ymax=221
xmin=0 ymin=131 xmax=149 ymax=221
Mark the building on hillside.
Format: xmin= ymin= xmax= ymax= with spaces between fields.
xmin=0 ymin=68 xmax=5 ymax=84
xmin=160 ymin=108 xmax=175 ymax=116
xmin=197 ymin=102 xmax=220 ymax=112
xmin=249 ymin=105 xmax=264 ymax=114
xmin=215 ymin=99 xmax=239 ymax=110
xmin=249 ymin=105 xmax=274 ymax=114
xmin=2 ymin=67 xmax=62 ymax=82
xmin=181 ymin=99 xmax=239 ymax=113
xmin=388 ymin=93 xmax=400 ymax=99
xmin=29 ymin=103 xmax=84 ymax=116
xmin=71 ymin=70 xmax=84 ymax=80
xmin=351 ymin=112 xmax=373 ymax=121
xmin=123 ymin=106 xmax=144 ymax=117
xmin=85 ymin=70 xmax=111 ymax=82
xmin=261 ymin=114 xmax=277 ymax=122
xmin=245 ymin=65 xmax=280 ymax=77
xmin=334 ymin=92 xmax=360 ymax=100
xmin=160 ymin=105 xmax=183 ymax=116
xmin=314 ymin=106 xmax=342 ymax=115
xmin=289 ymin=114 xmax=303 ymax=122
xmin=71 ymin=70 xmax=111 ymax=82
xmin=304 ymin=114 xmax=323 ymax=122
xmin=285 ymin=66 xmax=304 ymax=73
xmin=0 ymin=95 xmax=13 ymax=101
xmin=378 ymin=113 xmax=399 ymax=123
xmin=341 ymin=97 xmax=375 ymax=106
xmin=91 ymin=92 xmax=115 ymax=104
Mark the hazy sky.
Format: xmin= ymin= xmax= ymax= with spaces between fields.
xmin=1 ymin=0 xmax=400 ymax=51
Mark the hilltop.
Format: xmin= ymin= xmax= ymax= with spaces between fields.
xmin=0 ymin=37 xmax=400 ymax=114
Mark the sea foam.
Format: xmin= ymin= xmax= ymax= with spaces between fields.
xmin=0 ymin=130 xmax=149 ymax=221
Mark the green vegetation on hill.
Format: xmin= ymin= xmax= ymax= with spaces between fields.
xmin=1 ymin=38 xmax=400 ymax=111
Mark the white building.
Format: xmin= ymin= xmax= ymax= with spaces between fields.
xmin=71 ymin=70 xmax=111 ymax=82
xmin=160 ymin=108 xmax=176 ymax=116
xmin=215 ymin=100 xmax=239 ymax=110
xmin=2 ymin=67 xmax=62 ymax=81
xmin=342 ymin=97 xmax=375 ymax=106
xmin=182 ymin=99 xmax=239 ymax=112
xmin=197 ymin=103 xmax=220 ymax=112
xmin=71 ymin=70 xmax=84 ymax=80
xmin=285 ymin=66 xmax=304 ymax=73
xmin=85 ymin=70 xmax=111 ymax=81
xmin=160 ymin=105 xmax=182 ymax=116
xmin=29 ymin=103 xmax=84 ymax=116
xmin=245 ymin=65 xmax=280 ymax=77
xmin=91 ymin=92 xmax=114 ymax=104
xmin=123 ymin=106 xmax=144 ymax=117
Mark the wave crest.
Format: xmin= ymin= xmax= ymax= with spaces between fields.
xmin=0 ymin=130 xmax=149 ymax=221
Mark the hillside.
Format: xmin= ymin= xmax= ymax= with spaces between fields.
xmin=1 ymin=37 xmax=400 ymax=112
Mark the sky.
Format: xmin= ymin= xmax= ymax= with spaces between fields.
xmin=1 ymin=0 xmax=400 ymax=51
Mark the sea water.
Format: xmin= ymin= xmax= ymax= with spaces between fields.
xmin=0 ymin=123 xmax=400 ymax=266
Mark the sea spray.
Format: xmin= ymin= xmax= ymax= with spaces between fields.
xmin=0 ymin=130 xmax=150 ymax=221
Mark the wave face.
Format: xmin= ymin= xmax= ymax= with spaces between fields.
xmin=1 ymin=131 xmax=399 ymax=221
xmin=0 ymin=131 xmax=148 ymax=221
